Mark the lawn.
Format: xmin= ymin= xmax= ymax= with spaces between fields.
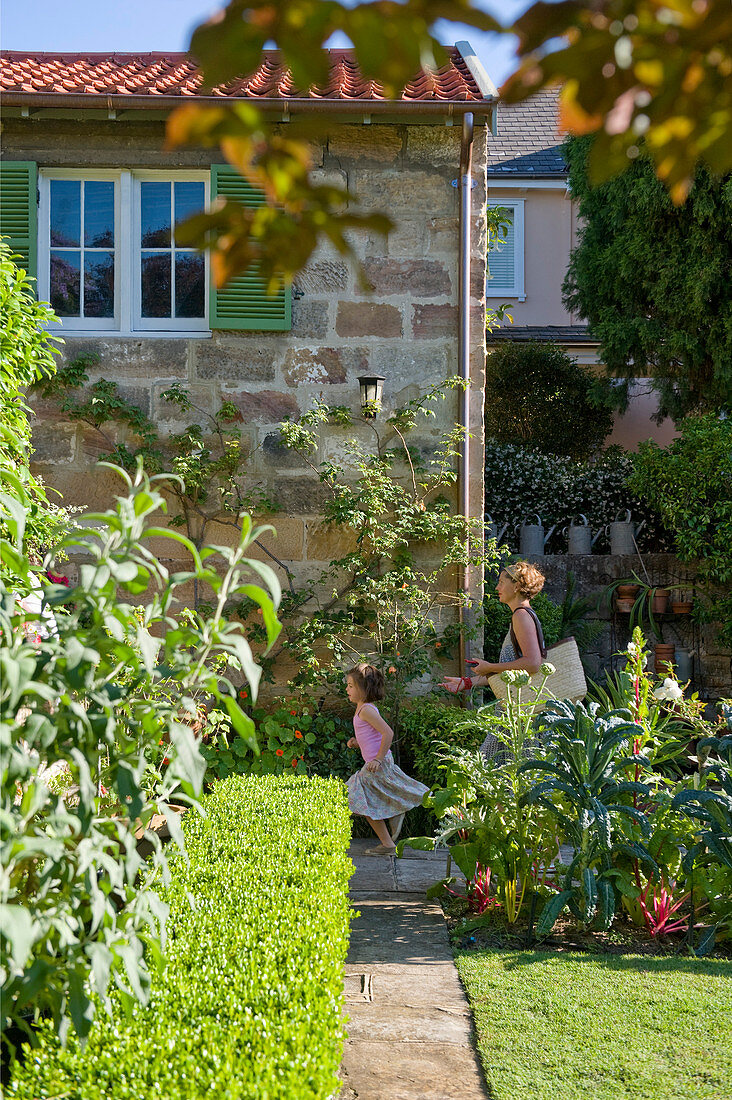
xmin=455 ymin=950 xmax=732 ymax=1100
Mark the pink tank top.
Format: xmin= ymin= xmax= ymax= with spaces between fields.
xmin=353 ymin=704 xmax=383 ymax=762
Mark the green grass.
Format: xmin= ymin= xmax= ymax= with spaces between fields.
xmin=456 ymin=950 xmax=732 ymax=1100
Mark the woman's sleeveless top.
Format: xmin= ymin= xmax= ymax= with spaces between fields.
xmin=353 ymin=705 xmax=383 ymax=761
xmin=500 ymin=606 xmax=547 ymax=662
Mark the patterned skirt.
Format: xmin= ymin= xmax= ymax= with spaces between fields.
xmin=347 ymin=751 xmax=429 ymax=820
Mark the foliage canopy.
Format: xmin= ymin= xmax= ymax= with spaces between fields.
xmin=563 ymin=137 xmax=732 ymax=422
xmin=485 ymin=341 xmax=614 ymax=460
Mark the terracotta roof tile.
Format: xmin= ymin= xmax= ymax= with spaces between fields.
xmin=0 ymin=47 xmax=486 ymax=103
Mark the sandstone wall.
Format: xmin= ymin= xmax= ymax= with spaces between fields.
xmin=6 ymin=117 xmax=488 ymax=625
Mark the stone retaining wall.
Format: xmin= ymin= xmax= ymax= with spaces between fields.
xmin=534 ymin=554 xmax=731 ymax=701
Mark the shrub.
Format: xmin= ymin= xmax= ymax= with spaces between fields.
xmin=6 ymin=774 xmax=353 ymax=1099
xmin=1 ymin=466 xmax=279 ymax=1047
xmin=629 ymin=416 xmax=732 ymax=648
xmin=398 ymin=698 xmax=495 ymax=790
xmin=484 ymin=440 xmax=670 ymax=554
xmin=485 ymin=341 xmax=614 ymax=460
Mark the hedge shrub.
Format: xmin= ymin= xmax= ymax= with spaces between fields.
xmin=7 ymin=775 xmax=353 ymax=1100
xmin=399 ymin=698 xmax=495 ymax=791
xmin=484 ymin=440 xmax=671 ymax=554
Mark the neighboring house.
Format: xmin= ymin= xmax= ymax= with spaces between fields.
xmin=0 ymin=45 xmax=493 ymax=641
xmin=485 ymin=90 xmax=674 ymax=449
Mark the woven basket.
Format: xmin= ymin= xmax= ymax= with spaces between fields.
xmin=487 ymin=636 xmax=587 ymax=705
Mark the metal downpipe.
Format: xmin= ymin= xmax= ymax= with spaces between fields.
xmin=458 ymin=111 xmax=474 ymax=672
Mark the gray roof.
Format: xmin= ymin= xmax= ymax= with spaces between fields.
xmin=488 ymin=325 xmax=596 ymax=344
xmin=486 ymin=89 xmax=567 ymax=177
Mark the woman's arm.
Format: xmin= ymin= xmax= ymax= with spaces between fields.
xmin=442 ymin=609 xmax=544 ymax=690
xmin=359 ymin=705 xmax=395 ymax=771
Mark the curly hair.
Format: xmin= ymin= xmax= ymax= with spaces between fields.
xmin=346 ymin=663 xmax=385 ymax=703
xmin=504 ymin=560 xmax=545 ymax=600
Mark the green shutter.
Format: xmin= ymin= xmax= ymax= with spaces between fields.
xmin=0 ymin=161 xmax=37 ymax=279
xmin=209 ymin=164 xmax=291 ymax=331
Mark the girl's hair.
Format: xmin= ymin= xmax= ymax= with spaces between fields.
xmin=504 ymin=560 xmax=545 ymax=599
xmin=346 ymin=663 xmax=385 ymax=703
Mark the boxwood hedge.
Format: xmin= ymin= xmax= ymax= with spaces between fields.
xmin=7 ymin=774 xmax=353 ymax=1099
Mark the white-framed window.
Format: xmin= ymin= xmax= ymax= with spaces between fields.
xmin=38 ymin=170 xmax=209 ymax=335
xmin=486 ymin=199 xmax=525 ymax=301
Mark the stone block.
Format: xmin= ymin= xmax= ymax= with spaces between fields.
xmin=428 ymin=215 xmax=459 ymax=253
xmin=261 ymin=432 xmax=310 ymax=470
xmin=292 ymin=261 xmax=349 ymax=295
xmin=361 ymin=259 xmax=451 ymax=299
xmin=328 ymin=125 xmax=403 ymax=162
xmin=282 ymin=347 xmax=364 ymax=386
xmin=59 ymin=337 xmax=188 ymax=378
xmin=292 ymin=299 xmax=330 ymax=339
xmin=271 ymin=477 xmax=330 ymax=516
xmin=30 ymin=424 xmax=76 ymax=464
xmin=245 ymin=517 xmax=306 ymax=562
xmin=350 ymin=169 xmax=455 ymax=215
xmin=220 ymin=389 xmax=300 ymax=425
xmin=412 ymin=303 xmax=458 ymax=339
xmin=194 ymin=338 xmax=277 ymax=382
xmin=383 ymin=218 xmax=428 ymax=258
xmin=371 ymin=345 xmax=449 ymax=388
xmin=305 ymin=521 xmax=358 ymax=561
xmin=406 ymin=126 xmax=462 ymax=166
xmin=29 ymin=464 xmax=130 ymax=514
xmin=152 ymin=383 xmax=218 ymax=428
xmin=336 ymin=302 xmax=402 ymax=338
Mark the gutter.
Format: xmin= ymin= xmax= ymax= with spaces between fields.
xmin=1 ymin=91 xmax=493 ymax=121
xmin=458 ymin=110 xmax=475 ymax=670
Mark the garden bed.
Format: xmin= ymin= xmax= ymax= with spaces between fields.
xmin=6 ymin=774 xmax=353 ymax=1100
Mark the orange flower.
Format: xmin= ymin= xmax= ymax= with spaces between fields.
xmin=388 ymin=666 xmax=396 ymax=674
xmin=290 ymin=710 xmax=297 ymax=716
xmin=291 ymin=758 xmax=298 ymax=768
xmin=276 ymin=748 xmax=284 ymax=757
xmin=295 ymin=730 xmax=303 ymax=738
xmin=239 ymin=688 xmax=248 ymax=699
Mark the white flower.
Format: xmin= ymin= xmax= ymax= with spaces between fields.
xmin=654 ymin=678 xmax=683 ymax=702
xmin=627 ymin=642 xmax=639 ymax=656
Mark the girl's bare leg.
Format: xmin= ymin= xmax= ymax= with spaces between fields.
xmin=365 ymin=816 xmax=396 ymax=848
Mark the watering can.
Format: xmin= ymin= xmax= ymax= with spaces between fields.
xmin=606 ymin=509 xmax=646 ymax=556
xmin=519 ymin=514 xmax=556 ymax=558
xmin=564 ymin=514 xmax=602 ymax=556
xmin=485 ymin=513 xmax=509 ymax=545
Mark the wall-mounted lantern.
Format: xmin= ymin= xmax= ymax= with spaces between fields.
xmin=357 ymin=375 xmax=385 ymax=419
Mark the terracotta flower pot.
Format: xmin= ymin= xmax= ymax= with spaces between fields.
xmin=671 ymin=601 xmax=693 ymax=615
xmin=651 ymin=588 xmax=670 ymax=614
xmin=654 ymin=643 xmax=675 ymax=676
xmin=616 ymin=585 xmax=640 ymax=600
xmin=614 ymin=597 xmax=635 ymax=613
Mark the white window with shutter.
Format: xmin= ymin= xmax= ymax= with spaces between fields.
xmin=486 ymin=200 xmax=525 ymax=301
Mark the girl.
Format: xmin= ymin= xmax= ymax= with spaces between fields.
xmin=345 ymin=663 xmax=429 ymax=856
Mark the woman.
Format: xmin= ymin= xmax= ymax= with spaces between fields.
xmin=441 ymin=560 xmax=547 ymax=757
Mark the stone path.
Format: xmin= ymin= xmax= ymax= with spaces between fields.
xmin=339 ymin=839 xmax=487 ymax=1100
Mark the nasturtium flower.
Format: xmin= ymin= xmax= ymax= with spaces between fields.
xmin=276 ymin=748 xmax=284 ymax=757
xmin=295 ymin=731 xmax=303 ymax=739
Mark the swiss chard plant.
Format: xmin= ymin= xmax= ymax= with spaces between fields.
xmin=0 ymin=463 xmax=281 ymax=1050
xmin=672 ymin=733 xmax=732 ymax=946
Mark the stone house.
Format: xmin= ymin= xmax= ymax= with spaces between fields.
xmin=0 ymin=44 xmax=496 ymax=670
xmin=485 ymin=89 xmax=675 ymax=450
